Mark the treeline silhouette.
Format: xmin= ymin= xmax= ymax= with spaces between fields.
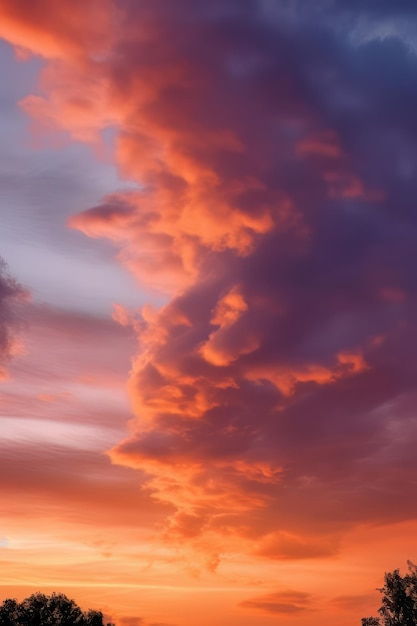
xmin=0 ymin=593 xmax=108 ymax=626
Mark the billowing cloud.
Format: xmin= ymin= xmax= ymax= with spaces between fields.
xmin=96 ymin=0 xmax=417 ymax=559
xmin=2 ymin=0 xmax=417 ymax=598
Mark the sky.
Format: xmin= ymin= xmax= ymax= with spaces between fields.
xmin=1 ymin=1 xmax=417 ymax=625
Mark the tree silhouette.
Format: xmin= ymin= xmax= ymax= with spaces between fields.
xmin=0 ymin=593 xmax=104 ymax=626
xmin=0 ymin=599 xmax=19 ymax=626
xmin=362 ymin=562 xmax=417 ymax=626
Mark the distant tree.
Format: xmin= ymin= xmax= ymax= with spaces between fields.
xmin=362 ymin=561 xmax=417 ymax=626
xmin=85 ymin=610 xmax=105 ymax=626
xmin=0 ymin=593 xmax=104 ymax=626
xmin=0 ymin=599 xmax=19 ymax=626
xmin=362 ymin=618 xmax=382 ymax=626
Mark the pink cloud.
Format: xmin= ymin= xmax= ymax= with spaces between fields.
xmin=0 ymin=0 xmax=116 ymax=59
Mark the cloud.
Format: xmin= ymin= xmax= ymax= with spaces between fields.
xmin=330 ymin=594 xmax=375 ymax=611
xmin=0 ymin=0 xmax=116 ymax=59
xmin=119 ymin=618 xmax=176 ymax=626
xmin=239 ymin=589 xmax=313 ymax=615
xmin=255 ymin=531 xmax=340 ymax=560
xmin=0 ymin=438 xmax=170 ymax=535
xmin=0 ymin=303 xmax=135 ymax=425
xmin=3 ymin=0 xmax=417 ymax=571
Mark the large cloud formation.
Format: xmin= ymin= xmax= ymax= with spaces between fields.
xmin=3 ymin=0 xmax=417 ymax=567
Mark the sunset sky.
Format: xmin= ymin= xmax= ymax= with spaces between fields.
xmin=1 ymin=1 xmax=417 ymax=625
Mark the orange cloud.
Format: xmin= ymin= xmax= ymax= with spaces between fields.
xmin=256 ymin=531 xmax=340 ymax=560
xmin=200 ymin=287 xmax=260 ymax=366
xmin=0 ymin=0 xmax=115 ymax=59
xmin=239 ymin=589 xmax=313 ymax=614
xmin=245 ymin=350 xmax=368 ymax=395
